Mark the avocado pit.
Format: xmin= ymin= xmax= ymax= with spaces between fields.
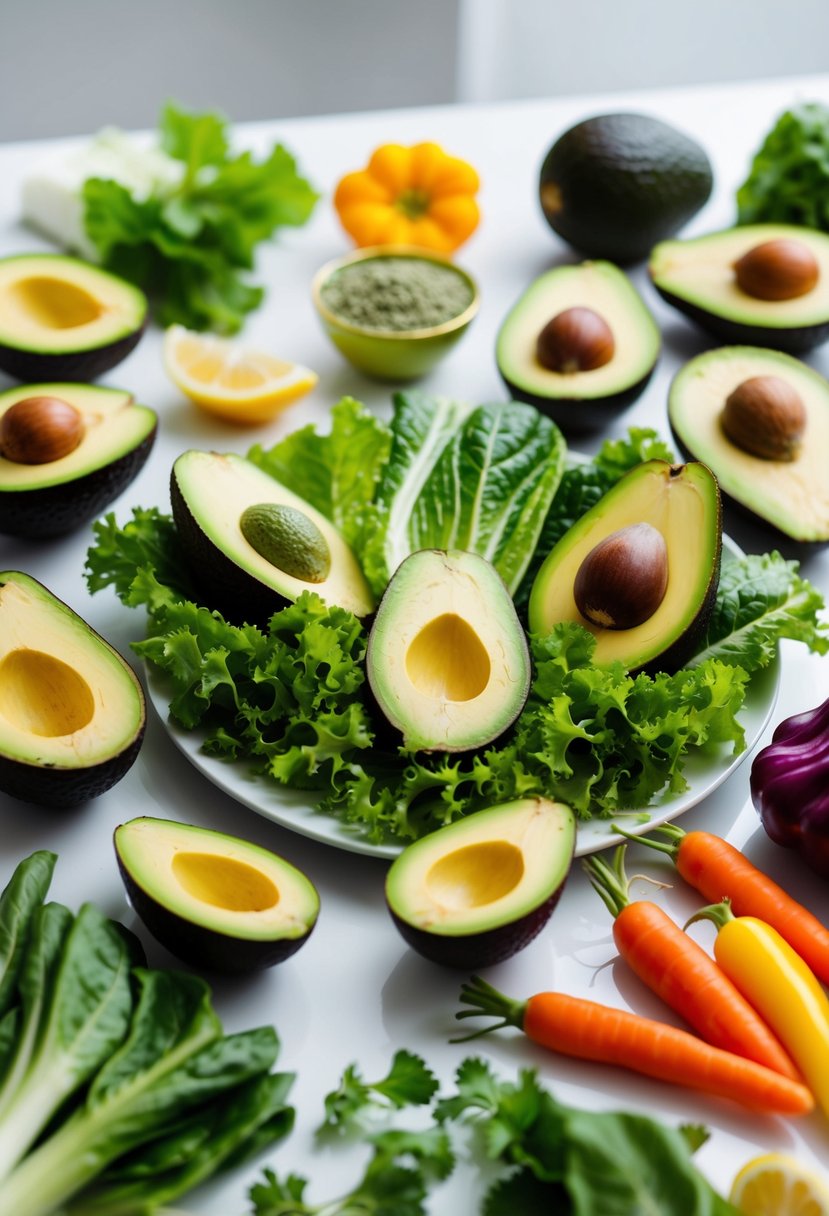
xmin=536 ymin=306 xmax=615 ymax=373
xmin=734 ymin=239 xmax=819 ymax=302
xmin=721 ymin=375 xmax=806 ymax=461
xmin=0 ymin=395 xmax=84 ymax=464
xmin=574 ymin=522 xmax=668 ymax=630
xmin=239 ymin=501 xmax=332 ymax=583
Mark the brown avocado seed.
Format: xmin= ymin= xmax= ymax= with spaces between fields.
xmin=574 ymin=522 xmax=668 ymax=630
xmin=733 ymin=239 xmax=819 ymax=302
xmin=536 ymin=306 xmax=615 ymax=373
xmin=0 ymin=396 xmax=84 ymax=465
xmin=721 ymin=374 xmax=807 ymax=461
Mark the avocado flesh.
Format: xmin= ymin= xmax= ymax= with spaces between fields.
xmin=0 ymin=572 xmax=145 ymax=806
xmin=496 ymin=262 xmax=659 ymax=432
xmin=0 ymin=253 xmax=147 ymax=380
xmin=366 ymin=549 xmax=530 ymax=753
xmin=171 ymin=450 xmax=375 ymax=623
xmin=529 ymin=460 xmax=721 ymax=672
xmin=385 ymin=797 xmax=575 ymax=968
xmin=114 ymin=817 xmax=319 ymax=972
xmin=650 ymin=225 xmax=829 ymax=350
xmin=669 ymin=347 xmax=829 ymax=542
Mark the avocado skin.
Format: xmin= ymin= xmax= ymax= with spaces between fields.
xmin=499 ymin=365 xmax=656 ymax=435
xmin=388 ymin=881 xmax=568 ymax=970
xmin=652 ymin=284 xmax=829 ymax=353
xmin=0 ymin=729 xmax=145 ymax=809
xmin=0 ymin=425 xmax=157 ymax=538
xmin=116 ymin=855 xmax=315 ymax=974
xmin=539 ymin=114 xmax=713 ymax=263
xmin=0 ymin=323 xmax=147 ymax=384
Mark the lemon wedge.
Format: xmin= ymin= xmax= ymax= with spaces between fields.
xmin=163 ymin=325 xmax=318 ymax=424
xmin=730 ymin=1153 xmax=829 ymax=1216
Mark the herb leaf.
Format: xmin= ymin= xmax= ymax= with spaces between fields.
xmin=737 ymin=102 xmax=829 ymax=228
xmin=318 ymin=1050 xmax=439 ymax=1136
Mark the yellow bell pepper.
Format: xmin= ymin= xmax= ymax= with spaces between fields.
xmin=688 ymin=899 xmax=829 ymax=1116
xmin=333 ymin=142 xmax=480 ymax=254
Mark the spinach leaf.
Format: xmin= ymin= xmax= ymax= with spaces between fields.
xmin=0 ymin=851 xmax=56 ymax=1018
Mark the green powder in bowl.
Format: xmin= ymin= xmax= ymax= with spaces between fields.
xmin=320 ymin=256 xmax=475 ymax=332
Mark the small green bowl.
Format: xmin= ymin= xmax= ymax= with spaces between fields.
xmin=311 ymin=245 xmax=480 ymax=381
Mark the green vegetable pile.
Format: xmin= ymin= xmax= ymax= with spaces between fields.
xmin=0 ymin=851 xmax=294 ymax=1216
xmin=85 ymin=394 xmax=828 ymax=845
xmin=82 ymin=102 xmax=318 ymax=333
xmin=737 ymin=101 xmax=829 ymax=230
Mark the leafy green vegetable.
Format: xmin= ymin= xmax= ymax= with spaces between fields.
xmin=0 ymin=851 xmax=56 ymax=1018
xmin=737 ymin=102 xmax=829 ymax=229
xmin=317 ymin=1049 xmax=439 ymax=1137
xmin=82 ymin=101 xmax=318 ymax=333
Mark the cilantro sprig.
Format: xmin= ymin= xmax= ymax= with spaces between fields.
xmin=317 ymin=1050 xmax=439 ymax=1138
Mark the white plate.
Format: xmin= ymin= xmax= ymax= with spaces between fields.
xmin=144 ymin=538 xmax=780 ymax=860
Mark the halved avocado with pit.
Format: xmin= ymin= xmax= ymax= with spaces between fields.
xmin=496 ymin=261 xmax=660 ymax=434
xmin=0 ymin=253 xmax=148 ymax=381
xmin=0 ymin=572 xmax=145 ymax=807
xmin=649 ymin=224 xmax=829 ymax=352
xmin=528 ymin=459 xmax=722 ymax=673
xmin=0 ymin=382 xmax=157 ymax=537
xmin=366 ymin=549 xmax=530 ymax=753
xmin=668 ymin=346 xmax=829 ymax=542
xmin=171 ymin=450 xmax=375 ymax=624
xmin=385 ymin=797 xmax=575 ymax=969
xmin=114 ymin=817 xmax=320 ymax=973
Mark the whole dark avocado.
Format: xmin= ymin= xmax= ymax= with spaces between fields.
xmin=539 ymin=113 xmax=713 ymax=263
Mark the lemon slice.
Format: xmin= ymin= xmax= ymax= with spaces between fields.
xmin=730 ymin=1153 xmax=829 ymax=1216
xmin=163 ymin=325 xmax=318 ymax=424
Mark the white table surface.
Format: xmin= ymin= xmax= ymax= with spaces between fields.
xmin=2 ymin=74 xmax=829 ymax=1212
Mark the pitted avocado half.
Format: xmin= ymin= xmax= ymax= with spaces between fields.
xmin=649 ymin=224 xmax=829 ymax=352
xmin=171 ymin=450 xmax=375 ymax=624
xmin=668 ymin=346 xmax=829 ymax=542
xmin=0 ymin=253 xmax=147 ymax=381
xmin=0 ymin=572 xmax=145 ymax=807
xmin=385 ymin=797 xmax=575 ymax=968
xmin=0 ymin=382 xmax=157 ymax=537
xmin=496 ymin=261 xmax=660 ymax=434
xmin=114 ymin=817 xmax=320 ymax=973
xmin=366 ymin=549 xmax=530 ymax=754
xmin=529 ymin=459 xmax=722 ymax=673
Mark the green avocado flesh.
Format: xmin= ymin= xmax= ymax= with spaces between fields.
xmin=171 ymin=450 xmax=375 ymax=620
xmin=0 ymin=572 xmax=145 ymax=806
xmin=0 ymin=382 xmax=156 ymax=492
xmin=0 ymin=253 xmax=147 ymax=377
xmin=385 ymin=797 xmax=575 ymax=968
xmin=529 ymin=459 xmax=721 ymax=672
xmin=366 ymin=549 xmax=530 ymax=753
xmin=114 ymin=817 xmax=319 ymax=972
xmin=649 ymin=224 xmax=829 ymax=337
xmin=496 ymin=261 xmax=659 ymax=404
xmin=669 ymin=346 xmax=829 ymax=542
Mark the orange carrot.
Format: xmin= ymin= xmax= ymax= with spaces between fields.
xmin=454 ymin=976 xmax=814 ymax=1116
xmin=584 ymin=847 xmax=800 ymax=1080
xmin=621 ymin=824 xmax=829 ymax=985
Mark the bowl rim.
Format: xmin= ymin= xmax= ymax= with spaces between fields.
xmin=311 ymin=244 xmax=480 ymax=340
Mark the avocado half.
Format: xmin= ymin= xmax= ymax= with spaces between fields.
xmin=0 ymin=382 xmax=157 ymax=538
xmin=668 ymin=346 xmax=829 ymax=542
xmin=539 ymin=113 xmax=713 ymax=263
xmin=496 ymin=262 xmax=660 ymax=434
xmin=0 ymin=253 xmax=148 ymax=381
xmin=114 ymin=817 xmax=320 ymax=973
xmin=366 ymin=549 xmax=530 ymax=753
xmin=529 ymin=459 xmax=722 ymax=673
xmin=0 ymin=572 xmax=145 ymax=807
xmin=649 ymin=224 xmax=829 ymax=352
xmin=171 ymin=450 xmax=375 ymax=624
xmin=386 ymin=797 xmax=575 ymax=969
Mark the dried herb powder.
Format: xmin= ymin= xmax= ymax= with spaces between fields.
xmin=321 ymin=257 xmax=473 ymax=331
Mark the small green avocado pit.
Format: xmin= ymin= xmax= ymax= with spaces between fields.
xmin=496 ymin=261 xmax=660 ymax=434
xmin=649 ymin=224 xmax=829 ymax=352
xmin=366 ymin=549 xmax=530 ymax=753
xmin=385 ymin=797 xmax=575 ymax=968
xmin=240 ymin=502 xmax=332 ymax=583
xmin=114 ymin=817 xmax=320 ymax=973
xmin=0 ymin=253 xmax=148 ymax=381
xmin=668 ymin=346 xmax=829 ymax=541
xmin=0 ymin=572 xmax=145 ymax=807
xmin=529 ymin=460 xmax=721 ymax=673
